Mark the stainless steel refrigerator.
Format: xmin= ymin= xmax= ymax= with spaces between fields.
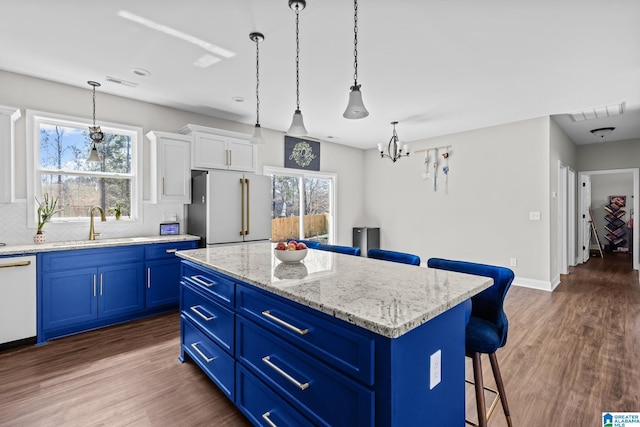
xmin=188 ymin=170 xmax=272 ymax=247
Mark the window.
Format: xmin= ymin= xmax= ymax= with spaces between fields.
xmin=264 ymin=166 xmax=336 ymax=244
xmin=26 ymin=110 xmax=142 ymax=226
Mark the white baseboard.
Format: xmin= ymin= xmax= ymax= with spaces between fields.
xmin=512 ymin=276 xmax=555 ymax=292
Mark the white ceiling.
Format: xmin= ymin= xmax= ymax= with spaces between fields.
xmin=1 ymin=0 xmax=639 ymax=149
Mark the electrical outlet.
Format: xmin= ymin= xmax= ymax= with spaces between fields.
xmin=429 ymin=350 xmax=441 ymax=390
xmin=529 ymin=211 xmax=541 ymax=220
xmin=510 ymin=258 xmax=517 ymax=267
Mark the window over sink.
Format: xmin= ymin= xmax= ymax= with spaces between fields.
xmin=26 ymin=110 xmax=143 ymax=226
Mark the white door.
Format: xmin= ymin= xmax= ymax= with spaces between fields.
xmin=581 ymin=174 xmax=592 ymax=263
xmin=193 ymin=133 xmax=228 ymax=170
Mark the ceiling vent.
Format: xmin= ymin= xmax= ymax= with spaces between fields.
xmin=569 ymin=102 xmax=625 ymax=121
xmin=105 ymin=76 xmax=138 ymax=88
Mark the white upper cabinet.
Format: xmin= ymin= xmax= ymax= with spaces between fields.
xmin=0 ymin=106 xmax=21 ymax=203
xmin=146 ymin=131 xmax=191 ymax=204
xmin=180 ymin=124 xmax=256 ymax=173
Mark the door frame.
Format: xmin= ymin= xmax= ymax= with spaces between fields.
xmin=557 ymin=161 xmax=576 ymax=274
xmin=578 ymin=168 xmax=639 ymax=271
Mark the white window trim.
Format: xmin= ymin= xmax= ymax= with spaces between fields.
xmin=26 ymin=109 xmax=143 ymax=229
xmin=262 ymin=165 xmax=337 ymax=244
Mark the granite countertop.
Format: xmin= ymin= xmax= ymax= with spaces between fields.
xmin=0 ymin=234 xmax=200 ymax=256
xmin=177 ymin=242 xmax=493 ymax=339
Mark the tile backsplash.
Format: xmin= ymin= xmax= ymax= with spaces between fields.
xmin=0 ymin=201 xmax=187 ymax=245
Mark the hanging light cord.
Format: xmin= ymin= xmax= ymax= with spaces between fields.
xmin=294 ymin=3 xmax=301 ymax=110
xmin=352 ymin=0 xmax=359 ymax=87
xmin=255 ymin=36 xmax=261 ymax=125
xmin=92 ymin=85 xmax=97 ymax=127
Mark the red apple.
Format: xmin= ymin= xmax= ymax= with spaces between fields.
xmin=288 ymin=240 xmax=298 ymax=247
xmin=275 ymin=242 xmax=286 ymax=250
xmin=296 ymin=242 xmax=307 ymax=250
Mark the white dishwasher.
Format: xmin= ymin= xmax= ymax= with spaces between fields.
xmin=0 ymin=255 xmax=36 ymax=345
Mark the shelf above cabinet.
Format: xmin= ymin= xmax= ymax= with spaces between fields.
xmin=179 ymin=124 xmax=256 ymax=173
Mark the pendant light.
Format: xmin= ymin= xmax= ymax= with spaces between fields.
xmin=287 ymin=0 xmax=308 ymax=136
xmin=343 ymin=0 xmax=369 ymax=119
xmin=378 ymin=121 xmax=410 ymax=162
xmin=87 ymin=81 xmax=104 ymax=162
xmin=249 ymin=32 xmax=266 ymax=144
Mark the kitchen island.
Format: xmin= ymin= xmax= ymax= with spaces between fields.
xmin=177 ymin=242 xmax=492 ymax=426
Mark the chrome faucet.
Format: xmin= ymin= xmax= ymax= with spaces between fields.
xmin=88 ymin=206 xmax=106 ymax=240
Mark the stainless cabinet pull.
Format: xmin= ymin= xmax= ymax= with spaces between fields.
xmin=100 ymin=273 xmax=103 ymax=295
xmin=190 ymin=275 xmax=214 ymax=287
xmin=162 ymin=177 xmax=165 ymax=195
xmin=190 ymin=305 xmax=214 ymax=321
xmin=93 ymin=275 xmax=97 ymax=297
xmin=165 ymin=249 xmax=177 ymax=253
xmin=0 ymin=260 xmax=31 ymax=269
xmin=191 ymin=343 xmax=214 ymax=363
xmin=147 ymin=268 xmax=151 ymax=288
xmin=262 ymin=356 xmax=309 ymax=391
xmin=262 ymin=310 xmax=308 ymax=335
xmin=262 ymin=412 xmax=277 ymax=427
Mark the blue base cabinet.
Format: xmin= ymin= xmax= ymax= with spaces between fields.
xmin=179 ymin=259 xmax=468 ymax=426
xmin=38 ymin=239 xmax=198 ymax=344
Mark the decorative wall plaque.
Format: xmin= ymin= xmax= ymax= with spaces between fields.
xmin=284 ymin=136 xmax=320 ymax=171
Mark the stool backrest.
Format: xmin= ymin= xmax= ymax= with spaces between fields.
xmin=367 ymin=248 xmax=421 ymax=266
xmin=297 ymin=239 xmax=321 ymax=249
xmin=316 ymin=244 xmax=361 ymax=256
xmin=427 ymin=258 xmax=514 ymax=347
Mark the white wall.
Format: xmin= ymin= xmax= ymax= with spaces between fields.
xmin=549 ymin=118 xmax=578 ymax=283
xmin=364 ymin=117 xmax=553 ymax=285
xmin=0 ymin=71 xmax=365 ymax=245
xmin=577 ymin=137 xmax=640 ymax=171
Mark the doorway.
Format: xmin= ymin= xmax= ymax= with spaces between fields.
xmin=577 ymin=168 xmax=639 ymax=271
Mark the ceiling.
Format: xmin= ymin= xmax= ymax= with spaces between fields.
xmin=1 ymin=0 xmax=639 ymax=149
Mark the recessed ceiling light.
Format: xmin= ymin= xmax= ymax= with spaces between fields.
xmin=232 ymin=97 xmax=245 ymax=103
xmin=327 ymin=136 xmax=334 ymax=139
xmin=131 ymin=68 xmax=150 ymax=77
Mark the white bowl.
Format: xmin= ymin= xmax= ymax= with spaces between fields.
xmin=274 ymin=248 xmax=308 ymax=264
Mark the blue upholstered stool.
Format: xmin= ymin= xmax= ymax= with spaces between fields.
xmin=316 ymin=243 xmax=361 ymax=256
xmin=427 ymin=258 xmax=514 ymax=427
xmin=367 ymin=248 xmax=421 ymax=266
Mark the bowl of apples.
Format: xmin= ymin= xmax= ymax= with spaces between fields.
xmin=274 ymin=240 xmax=308 ymax=264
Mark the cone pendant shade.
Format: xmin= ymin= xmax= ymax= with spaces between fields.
xmin=250 ymin=124 xmax=266 ymax=144
xmin=287 ymin=109 xmax=307 ymax=135
xmin=343 ymin=85 xmax=369 ymax=119
xmin=87 ymin=143 xmax=100 ymax=162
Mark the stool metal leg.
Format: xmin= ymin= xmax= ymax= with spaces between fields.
xmin=489 ymin=353 xmax=513 ymax=427
xmin=471 ymin=352 xmax=488 ymax=427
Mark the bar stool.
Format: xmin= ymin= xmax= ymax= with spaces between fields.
xmin=367 ymin=248 xmax=421 ymax=266
xmin=316 ymin=243 xmax=361 ymax=256
xmin=427 ymin=258 xmax=514 ymax=427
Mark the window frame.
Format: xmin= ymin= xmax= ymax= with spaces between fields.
xmin=26 ymin=109 xmax=143 ymax=228
xmin=263 ymin=165 xmax=337 ymax=244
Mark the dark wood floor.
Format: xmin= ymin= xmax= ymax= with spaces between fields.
xmin=0 ymin=254 xmax=638 ymax=426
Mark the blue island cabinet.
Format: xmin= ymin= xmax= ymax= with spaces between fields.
xmin=179 ymin=259 xmax=468 ymax=427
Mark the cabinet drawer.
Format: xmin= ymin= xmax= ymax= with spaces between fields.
xmin=145 ymin=241 xmax=197 ymax=260
xmin=181 ymin=283 xmax=234 ymax=355
xmin=181 ymin=315 xmax=234 ymax=400
xmin=237 ymin=284 xmax=374 ymax=385
xmin=237 ymin=317 xmax=374 ymax=427
xmin=41 ymin=246 xmax=144 ymax=272
xmin=181 ymin=261 xmax=234 ymax=308
xmin=236 ymin=364 xmax=314 ymax=427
